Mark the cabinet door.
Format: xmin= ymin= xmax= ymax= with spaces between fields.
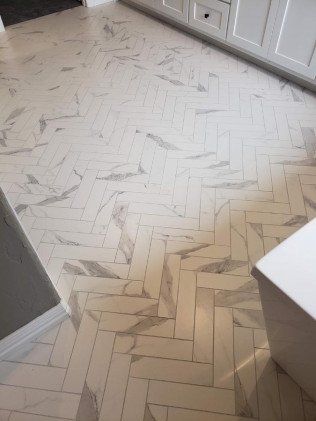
xmin=227 ymin=0 xmax=279 ymax=58
xmin=267 ymin=0 xmax=316 ymax=78
xmin=157 ymin=0 xmax=189 ymax=23
xmin=189 ymin=0 xmax=230 ymax=40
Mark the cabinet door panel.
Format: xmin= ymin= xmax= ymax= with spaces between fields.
xmin=227 ymin=0 xmax=279 ymax=58
xmin=189 ymin=0 xmax=229 ymax=40
xmin=268 ymin=0 xmax=316 ymax=78
xmin=157 ymin=0 xmax=189 ymax=22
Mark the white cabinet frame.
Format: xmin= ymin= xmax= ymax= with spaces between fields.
xmin=157 ymin=0 xmax=189 ymax=23
xmin=122 ymin=0 xmax=316 ymax=88
xmin=189 ymin=0 xmax=230 ymax=40
xmin=267 ymin=0 xmax=316 ymax=78
xmin=227 ymin=0 xmax=279 ymax=58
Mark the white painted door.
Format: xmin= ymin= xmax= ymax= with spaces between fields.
xmin=267 ymin=0 xmax=316 ymax=78
xmin=227 ymin=0 xmax=279 ymax=58
xmin=157 ymin=0 xmax=189 ymax=23
xmin=189 ymin=0 xmax=230 ymax=40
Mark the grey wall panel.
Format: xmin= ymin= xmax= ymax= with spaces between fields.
xmin=0 ymin=189 xmax=60 ymax=340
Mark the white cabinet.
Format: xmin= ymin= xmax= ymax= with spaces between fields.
xmin=123 ymin=0 xmax=316 ymax=85
xmin=189 ymin=0 xmax=229 ymax=40
xmin=267 ymin=0 xmax=316 ymax=78
xmin=227 ymin=0 xmax=279 ymax=58
xmin=132 ymin=0 xmax=155 ymax=8
xmin=157 ymin=0 xmax=189 ymax=23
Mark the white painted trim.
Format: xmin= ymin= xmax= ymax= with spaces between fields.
xmin=0 ymin=16 xmax=5 ymax=32
xmin=0 ymin=301 xmax=70 ymax=360
xmin=84 ymin=0 xmax=114 ymax=7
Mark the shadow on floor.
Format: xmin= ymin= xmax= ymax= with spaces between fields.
xmin=0 ymin=0 xmax=81 ymax=26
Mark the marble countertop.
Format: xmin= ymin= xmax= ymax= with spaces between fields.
xmin=253 ymin=218 xmax=316 ymax=320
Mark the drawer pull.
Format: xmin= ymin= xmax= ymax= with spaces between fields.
xmin=204 ymin=13 xmax=210 ymax=18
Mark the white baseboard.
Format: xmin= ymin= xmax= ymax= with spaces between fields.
xmin=0 ymin=16 xmax=5 ymax=32
xmin=0 ymin=301 xmax=70 ymax=360
xmin=83 ymin=0 xmax=114 ymax=7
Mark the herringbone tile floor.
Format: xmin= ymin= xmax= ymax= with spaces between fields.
xmin=0 ymin=2 xmax=316 ymax=420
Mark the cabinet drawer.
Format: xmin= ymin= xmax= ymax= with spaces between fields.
xmin=189 ymin=0 xmax=230 ymax=40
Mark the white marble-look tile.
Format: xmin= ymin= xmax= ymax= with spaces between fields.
xmin=128 ymin=225 xmax=153 ymax=280
xmin=81 ymin=179 xmax=107 ymax=222
xmin=85 ymin=294 xmax=158 ymax=315
xmin=0 ymin=2 xmax=314 ymax=419
xmin=49 ymin=318 xmax=77 ymax=368
xmin=144 ymin=404 xmax=168 ymax=421
xmin=98 ymin=353 xmax=131 ymax=421
xmin=234 ymin=327 xmax=258 ymax=418
xmin=230 ymin=210 xmax=248 ymax=261
xmin=4 ymin=342 xmax=53 ymax=366
xmin=286 ymin=173 xmax=306 ymax=215
xmin=130 ymin=356 xmax=213 ymax=386
xmin=71 ymin=170 xmax=98 ymax=209
xmin=63 ymin=310 xmax=100 ymax=394
xmin=114 ymin=334 xmax=193 ymax=360
xmin=144 ymin=238 xmax=165 ymax=299
xmin=121 ymin=378 xmax=148 ymax=421
xmin=76 ymin=331 xmax=115 ymax=420
xmin=52 ymin=245 xmax=116 ymax=262
xmin=0 ymin=362 xmax=65 ymax=391
xmin=215 ymin=199 xmax=230 ymax=246
xmin=168 ymin=407 xmax=257 ymax=421
xmin=147 ymin=380 xmax=235 ymax=415
xmin=99 ymin=312 xmax=174 ymax=337
xmin=214 ymin=307 xmax=234 ymax=389
xmin=253 ymin=329 xmax=269 ymax=349
xmin=193 ymin=287 xmax=214 ymax=363
xmin=174 ymin=270 xmax=196 ymax=340
xmin=197 ymin=273 xmax=256 ymax=293
xmin=233 ymin=308 xmax=265 ymax=329
xmin=9 ymin=413 xmax=69 ymax=421
xmin=270 ymin=164 xmax=289 ymax=203
xmin=255 ymin=348 xmax=282 ymax=421
xmin=215 ymin=290 xmax=261 ymax=310
xmin=74 ymin=276 xmax=143 ymax=296
xmin=0 ymin=385 xmax=80 ymax=418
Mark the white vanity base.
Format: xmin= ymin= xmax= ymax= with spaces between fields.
xmin=252 ymin=218 xmax=316 ymax=402
xmin=122 ymin=0 xmax=316 ymax=92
